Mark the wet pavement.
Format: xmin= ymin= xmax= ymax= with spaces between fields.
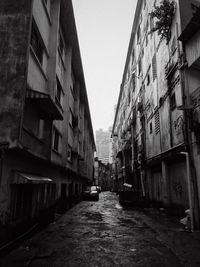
xmin=1 ymin=192 xmax=200 ymax=267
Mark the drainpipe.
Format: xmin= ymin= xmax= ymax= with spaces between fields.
xmin=140 ymin=169 xmax=145 ymax=197
xmin=180 ymin=152 xmax=194 ymax=232
xmin=131 ymin=124 xmax=134 ymax=173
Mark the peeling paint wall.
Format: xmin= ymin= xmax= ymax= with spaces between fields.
xmin=0 ymin=0 xmax=33 ymax=147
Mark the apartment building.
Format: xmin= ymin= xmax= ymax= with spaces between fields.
xmin=0 ymin=0 xmax=95 ymax=245
xmin=112 ymin=0 xmax=200 ymax=228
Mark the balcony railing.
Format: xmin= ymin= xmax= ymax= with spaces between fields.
xmin=21 ymin=127 xmax=49 ymax=159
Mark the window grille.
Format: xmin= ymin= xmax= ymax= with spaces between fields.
xmin=152 ymin=54 xmax=157 ymax=81
xmin=154 ymin=110 xmax=160 ymax=134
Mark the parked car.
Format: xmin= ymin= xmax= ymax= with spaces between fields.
xmin=118 ymin=183 xmax=139 ymax=206
xmin=83 ymin=186 xmax=99 ymax=201
xmin=96 ymin=186 xmax=101 ymax=193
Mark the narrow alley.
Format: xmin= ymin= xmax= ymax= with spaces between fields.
xmin=1 ymin=192 xmax=200 ymax=267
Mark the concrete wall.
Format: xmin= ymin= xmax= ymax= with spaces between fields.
xmin=0 ymin=0 xmax=33 ymax=147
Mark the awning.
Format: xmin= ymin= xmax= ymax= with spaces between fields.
xmin=123 ymin=183 xmax=133 ymax=188
xmin=12 ymin=172 xmax=54 ymax=184
xmin=26 ymin=89 xmax=63 ymax=120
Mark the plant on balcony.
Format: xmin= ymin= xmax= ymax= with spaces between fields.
xmin=150 ymin=0 xmax=176 ymax=43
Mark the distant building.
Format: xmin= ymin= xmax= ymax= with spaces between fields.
xmin=94 ymin=157 xmax=99 ymax=185
xmin=94 ymin=157 xmax=112 ymax=191
xmin=96 ymin=129 xmax=110 ymax=164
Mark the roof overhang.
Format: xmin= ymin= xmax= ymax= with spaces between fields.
xmin=12 ymin=172 xmax=54 ymax=184
xmin=26 ymin=89 xmax=63 ymax=120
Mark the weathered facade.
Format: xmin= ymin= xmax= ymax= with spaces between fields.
xmin=0 ymin=0 xmax=95 ymax=245
xmin=112 ymin=0 xmax=200 ymax=228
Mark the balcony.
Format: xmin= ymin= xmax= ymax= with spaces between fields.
xmin=26 ymin=89 xmax=63 ymax=120
xmin=21 ymin=127 xmax=49 ymax=159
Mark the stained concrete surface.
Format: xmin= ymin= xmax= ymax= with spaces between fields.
xmin=1 ymin=192 xmax=200 ymax=267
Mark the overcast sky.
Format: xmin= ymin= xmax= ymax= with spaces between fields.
xmin=72 ymin=0 xmax=137 ymax=133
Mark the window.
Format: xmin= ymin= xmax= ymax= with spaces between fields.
xmin=138 ymin=58 xmax=142 ymax=75
xmin=37 ymin=120 xmax=45 ymax=139
xmin=132 ymin=48 xmax=135 ymax=63
xmin=137 ymin=26 xmax=141 ymax=44
xmin=55 ymin=77 xmax=62 ymax=105
xmin=146 ymin=34 xmax=148 ymax=46
xmin=53 ymin=127 xmax=61 ymax=151
xmin=72 ymin=115 xmax=78 ymax=129
xmin=147 ymin=73 xmax=150 ymax=85
xmin=140 ymin=14 xmax=142 ymax=24
xmin=154 ymin=111 xmax=160 ymax=134
xmin=146 ymin=20 xmax=149 ymax=46
xmin=149 ymin=122 xmax=153 ymax=134
xmin=67 ymin=145 xmax=72 ymax=162
xmin=128 ymin=91 xmax=131 ymax=105
xmin=69 ymin=109 xmax=73 ymax=127
xmin=170 ymin=93 xmax=176 ymax=110
xmin=132 ymin=74 xmax=136 ymax=91
xmin=152 ymin=54 xmax=157 ymax=81
xmin=171 ymin=37 xmax=176 ymax=56
xmin=31 ymin=21 xmax=44 ymax=65
xmin=150 ymin=16 xmax=154 ymax=35
xmin=70 ymin=86 xmax=75 ymax=99
xmin=58 ymin=30 xmax=64 ymax=57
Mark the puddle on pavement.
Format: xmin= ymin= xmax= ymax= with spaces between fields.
xmin=119 ymin=218 xmax=137 ymax=226
xmin=115 ymin=203 xmax=123 ymax=210
xmin=84 ymin=212 xmax=103 ymax=222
